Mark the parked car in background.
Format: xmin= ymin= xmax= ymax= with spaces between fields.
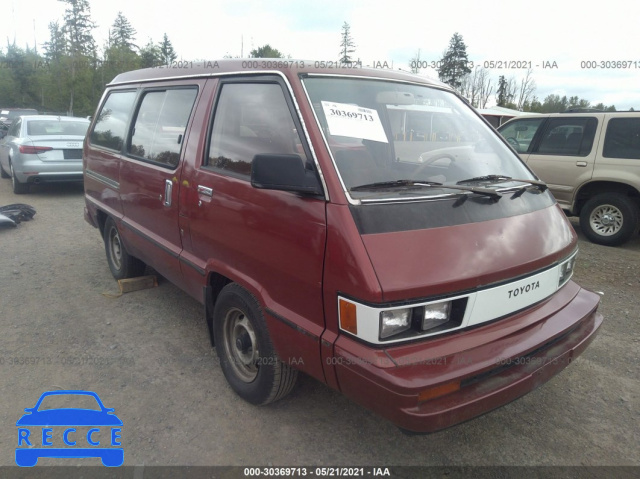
xmin=0 ymin=108 xmax=39 ymax=138
xmin=0 ymin=115 xmax=90 ymax=194
xmin=498 ymin=112 xmax=640 ymax=246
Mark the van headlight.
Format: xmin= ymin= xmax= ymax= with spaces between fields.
xmin=380 ymin=309 xmax=412 ymax=339
xmin=422 ymin=302 xmax=451 ymax=331
xmin=378 ymin=300 xmax=458 ymax=340
xmin=338 ymin=297 xmax=467 ymax=344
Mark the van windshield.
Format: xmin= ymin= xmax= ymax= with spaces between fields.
xmin=302 ymin=77 xmax=535 ymax=201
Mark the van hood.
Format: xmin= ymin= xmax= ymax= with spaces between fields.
xmin=358 ymin=204 xmax=576 ymax=302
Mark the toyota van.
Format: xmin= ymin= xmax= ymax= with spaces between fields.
xmin=83 ymin=60 xmax=602 ymax=433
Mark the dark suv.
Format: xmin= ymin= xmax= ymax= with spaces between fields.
xmin=0 ymin=109 xmax=39 ymax=138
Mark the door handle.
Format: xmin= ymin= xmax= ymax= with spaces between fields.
xmin=197 ymin=185 xmax=213 ymax=197
xmin=576 ymin=161 xmax=588 ymax=167
xmin=163 ymin=179 xmax=173 ymax=206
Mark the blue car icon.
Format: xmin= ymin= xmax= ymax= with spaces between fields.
xmin=16 ymin=390 xmax=123 ymax=467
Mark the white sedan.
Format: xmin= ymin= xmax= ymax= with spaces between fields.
xmin=0 ymin=115 xmax=90 ymax=194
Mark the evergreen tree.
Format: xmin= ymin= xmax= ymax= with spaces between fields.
xmin=59 ymin=0 xmax=96 ymax=57
xmin=339 ymin=22 xmax=356 ymax=63
xmin=438 ymin=32 xmax=472 ymax=90
xmin=496 ymin=75 xmax=507 ymax=107
xmin=139 ymin=39 xmax=163 ymax=68
xmin=110 ymin=12 xmax=137 ymax=51
xmin=43 ymin=21 xmax=67 ymax=62
xmin=159 ymin=33 xmax=177 ymax=65
xmin=58 ymin=0 xmax=97 ymax=115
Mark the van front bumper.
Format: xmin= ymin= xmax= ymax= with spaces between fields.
xmin=332 ymin=281 xmax=602 ymax=433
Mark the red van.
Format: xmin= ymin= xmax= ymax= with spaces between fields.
xmin=83 ymin=60 xmax=602 ymax=433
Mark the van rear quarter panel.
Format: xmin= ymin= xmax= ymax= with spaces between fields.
xmin=83 ymin=146 xmax=126 ymax=221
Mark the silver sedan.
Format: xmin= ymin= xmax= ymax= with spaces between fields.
xmin=0 ymin=115 xmax=90 ymax=194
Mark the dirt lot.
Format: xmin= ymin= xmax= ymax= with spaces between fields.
xmin=0 ymin=180 xmax=638 ymax=472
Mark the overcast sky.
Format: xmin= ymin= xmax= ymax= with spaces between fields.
xmin=6 ymin=0 xmax=640 ymax=109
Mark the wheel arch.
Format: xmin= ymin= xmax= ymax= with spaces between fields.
xmin=574 ymin=181 xmax=640 ymax=215
xmin=204 ymin=271 xmax=233 ymax=347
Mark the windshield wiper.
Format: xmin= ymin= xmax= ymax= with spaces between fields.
xmin=350 ymin=179 xmax=501 ymax=199
xmin=350 ymin=179 xmax=443 ymax=191
xmin=456 ymin=175 xmax=548 ymax=191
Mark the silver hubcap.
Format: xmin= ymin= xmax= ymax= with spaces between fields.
xmin=589 ymin=204 xmax=623 ymax=236
xmin=223 ymin=308 xmax=259 ymax=382
xmin=108 ymin=228 xmax=123 ymax=269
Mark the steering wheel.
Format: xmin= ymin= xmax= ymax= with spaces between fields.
xmin=411 ymin=153 xmax=456 ymax=179
xmin=505 ymin=137 xmax=521 ymax=150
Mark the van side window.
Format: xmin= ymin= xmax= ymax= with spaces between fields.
xmin=603 ymin=118 xmax=640 ymax=159
xmin=128 ymin=88 xmax=198 ymax=168
xmin=90 ymin=91 xmax=137 ymax=151
xmin=207 ymin=83 xmax=306 ymax=178
xmin=536 ymin=117 xmax=597 ymax=156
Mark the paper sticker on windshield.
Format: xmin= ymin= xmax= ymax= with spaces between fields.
xmin=321 ymin=101 xmax=388 ymax=143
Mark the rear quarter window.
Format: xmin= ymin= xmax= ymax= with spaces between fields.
xmin=603 ymin=118 xmax=640 ymax=159
xmin=536 ymin=117 xmax=597 ymax=156
xmin=90 ymin=91 xmax=137 ymax=151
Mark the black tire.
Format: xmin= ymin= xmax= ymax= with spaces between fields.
xmin=103 ymin=217 xmax=146 ymax=279
xmin=10 ymin=162 xmax=29 ymax=194
xmin=0 ymin=163 xmax=9 ymax=178
xmin=213 ymin=283 xmax=298 ymax=405
xmin=579 ymin=193 xmax=639 ymax=246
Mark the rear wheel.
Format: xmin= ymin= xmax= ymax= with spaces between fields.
xmin=213 ymin=283 xmax=298 ymax=405
xmin=10 ymin=162 xmax=29 ymax=194
xmin=579 ymin=193 xmax=639 ymax=246
xmin=103 ymin=217 xmax=146 ymax=279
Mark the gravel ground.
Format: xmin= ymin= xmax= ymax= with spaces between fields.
xmin=0 ymin=180 xmax=638 ymax=473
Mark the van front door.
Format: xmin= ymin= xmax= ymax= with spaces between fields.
xmin=183 ymin=78 xmax=328 ymax=381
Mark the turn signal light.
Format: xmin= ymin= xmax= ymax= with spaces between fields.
xmin=417 ymin=381 xmax=460 ymax=402
xmin=339 ymin=299 xmax=358 ymax=335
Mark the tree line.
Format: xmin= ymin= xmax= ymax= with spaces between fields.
xmin=0 ymin=9 xmax=625 ymax=118
xmin=0 ymin=0 xmax=177 ymax=117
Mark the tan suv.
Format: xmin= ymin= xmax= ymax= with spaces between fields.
xmin=498 ymin=112 xmax=640 ymax=245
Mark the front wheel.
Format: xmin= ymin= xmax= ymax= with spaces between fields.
xmin=103 ymin=217 xmax=146 ymax=279
xmin=579 ymin=193 xmax=639 ymax=246
xmin=213 ymin=283 xmax=298 ymax=405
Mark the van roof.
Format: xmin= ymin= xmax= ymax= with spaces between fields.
xmin=108 ymin=59 xmax=452 ymax=90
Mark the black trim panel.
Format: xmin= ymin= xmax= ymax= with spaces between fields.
xmin=85 ymin=169 xmax=120 ymax=190
xmin=350 ymin=191 xmax=555 ymax=235
xmin=266 ymin=308 xmax=320 ymax=341
xmin=181 ymin=256 xmax=206 ymax=276
xmin=120 ymin=220 xmax=206 ymax=276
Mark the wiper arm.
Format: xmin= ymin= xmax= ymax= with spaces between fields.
xmin=457 ymin=175 xmax=548 ymax=191
xmin=350 ymin=179 xmax=443 ymax=191
xmin=350 ymin=179 xmax=501 ymax=200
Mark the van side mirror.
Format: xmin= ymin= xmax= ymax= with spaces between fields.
xmin=251 ymin=154 xmax=323 ymax=196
